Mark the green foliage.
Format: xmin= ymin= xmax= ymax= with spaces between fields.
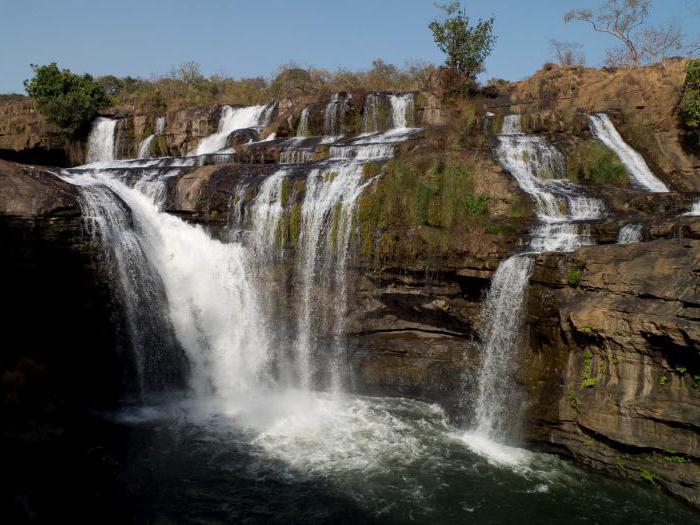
xmin=639 ymin=468 xmax=659 ymax=483
xmin=675 ymin=366 xmax=687 ymax=375
xmin=581 ymin=350 xmax=597 ymax=388
xmin=568 ymin=270 xmax=581 ymax=286
xmin=567 ymin=140 xmax=628 ymax=186
xmin=428 ymin=1 xmax=496 ymax=78
xmin=680 ymin=59 xmax=700 ymax=130
xmin=484 ymin=224 xmax=515 ymax=234
xmin=659 ymin=375 xmax=669 ymax=386
xmin=663 ymin=454 xmax=691 ymax=464
xmin=355 ymin=153 xmax=491 ymax=259
xmin=568 ymin=390 xmax=580 ymax=414
xmin=23 ymin=63 xmax=109 ymax=135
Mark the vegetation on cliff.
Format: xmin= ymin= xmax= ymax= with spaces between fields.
xmin=681 ymin=59 xmax=700 ymax=135
xmin=23 ymin=63 xmax=109 ymax=136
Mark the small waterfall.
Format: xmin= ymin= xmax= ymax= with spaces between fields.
xmin=362 ymin=93 xmax=383 ymax=134
xmin=389 ymin=93 xmax=415 ymax=129
xmin=86 ymin=117 xmax=118 ymax=164
xmin=195 ymin=103 xmax=275 ymax=155
xmin=472 ymin=255 xmax=534 ymax=437
xmin=617 ymin=223 xmax=643 ymax=243
xmin=684 ymin=201 xmax=700 ymax=216
xmin=323 ymin=93 xmax=351 ymax=136
xmin=296 ymin=106 xmax=312 ymax=137
xmin=465 ymin=114 xmax=604 ymax=448
xmin=588 ymin=113 xmax=669 ymax=192
xmin=137 ymin=116 xmax=166 ymax=159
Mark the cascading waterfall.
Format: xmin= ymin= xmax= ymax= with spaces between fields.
xmin=63 ymin=167 xmax=273 ymax=400
xmin=588 ymin=113 xmax=669 ymax=192
xmin=86 ymin=117 xmax=118 ymax=163
xmin=323 ymin=93 xmax=351 ymax=136
xmin=195 ymin=103 xmax=275 ymax=155
xmin=617 ymin=223 xmax=643 ymax=243
xmin=137 ymin=116 xmax=166 ymax=159
xmin=296 ymin=106 xmax=311 ymax=137
xmin=464 ymin=114 xmax=604 ymax=452
xmin=389 ymin=93 xmax=415 ymax=129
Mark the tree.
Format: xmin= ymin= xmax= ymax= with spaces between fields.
xmin=550 ymin=40 xmax=586 ymax=66
xmin=429 ymin=1 xmax=496 ymax=78
xmin=24 ymin=63 xmax=109 ymax=136
xmin=681 ymin=59 xmax=700 ymax=131
xmin=564 ymin=0 xmax=686 ymax=68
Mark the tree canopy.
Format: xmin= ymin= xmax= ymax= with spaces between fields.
xmin=24 ymin=63 xmax=109 ymax=136
xmin=428 ymin=1 xmax=496 ymax=78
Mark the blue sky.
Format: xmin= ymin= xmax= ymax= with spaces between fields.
xmin=1 ymin=0 xmax=698 ymax=93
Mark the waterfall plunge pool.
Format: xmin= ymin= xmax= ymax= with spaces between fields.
xmin=82 ymin=391 xmax=697 ymax=524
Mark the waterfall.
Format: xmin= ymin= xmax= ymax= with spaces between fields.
xmin=472 ymin=255 xmax=534 ymax=437
xmin=63 ymin=167 xmax=272 ymax=400
xmin=361 ymin=93 xmax=416 ymax=134
xmin=389 ymin=93 xmax=415 ymax=129
xmin=323 ymin=93 xmax=351 ymax=136
xmin=617 ymin=223 xmax=643 ymax=243
xmin=464 ymin=114 xmax=604 ymax=450
xmin=588 ymin=113 xmax=669 ymax=192
xmin=195 ymin=103 xmax=275 ymax=155
xmin=86 ymin=117 xmax=118 ymax=164
xmin=296 ymin=106 xmax=311 ymax=137
xmin=137 ymin=116 xmax=166 ymax=159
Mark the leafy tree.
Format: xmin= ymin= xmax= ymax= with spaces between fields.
xmin=428 ymin=1 xmax=496 ymax=78
xmin=268 ymin=65 xmax=317 ymax=99
xmin=681 ymin=59 xmax=700 ymax=131
xmin=24 ymin=63 xmax=109 ymax=135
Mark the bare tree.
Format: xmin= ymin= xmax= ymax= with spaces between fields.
xmin=550 ymin=39 xmax=586 ymax=66
xmin=639 ymin=22 xmax=683 ymax=62
xmin=564 ymin=0 xmax=650 ymax=66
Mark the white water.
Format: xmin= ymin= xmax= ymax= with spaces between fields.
xmin=362 ymin=93 xmax=416 ymax=133
xmin=195 ymin=104 xmax=275 ymax=155
xmin=323 ymin=93 xmax=351 ymax=136
xmin=684 ymin=201 xmax=700 ymax=216
xmin=617 ymin=223 xmax=643 ymax=243
xmin=390 ymin=93 xmax=415 ymax=129
xmin=137 ymin=116 xmax=166 ymax=159
xmin=296 ymin=106 xmax=311 ymax=137
xmin=64 ymin=168 xmax=272 ymax=399
xmin=588 ymin=113 xmax=669 ymax=192
xmin=86 ymin=117 xmax=118 ymax=163
xmin=465 ymin=115 xmax=605 ymax=461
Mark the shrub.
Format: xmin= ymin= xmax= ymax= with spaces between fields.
xmin=24 ymin=63 xmax=109 ymax=136
xmin=680 ymin=59 xmax=700 ymax=131
xmin=567 ymin=270 xmax=581 ymax=286
xmin=567 ymin=140 xmax=628 ymax=186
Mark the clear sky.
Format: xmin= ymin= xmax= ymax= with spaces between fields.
xmin=1 ymin=0 xmax=698 ymax=93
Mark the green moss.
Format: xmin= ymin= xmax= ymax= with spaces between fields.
xmin=362 ymin=161 xmax=383 ymax=180
xmin=663 ymin=454 xmax=691 ymax=464
xmin=659 ymin=375 xmax=669 ymax=386
xmin=567 ymin=270 xmax=581 ymax=286
xmin=330 ymin=202 xmax=342 ymax=250
xmin=581 ymin=350 xmax=597 ymax=388
xmin=579 ymin=326 xmax=593 ymax=334
xmin=289 ymin=203 xmax=302 ymax=247
xmin=567 ymin=140 xmax=629 ymax=187
xmin=675 ymin=366 xmax=687 ymax=375
xmin=568 ymin=390 xmax=580 ymax=414
xmin=280 ymin=178 xmax=291 ymax=209
xmin=639 ymin=468 xmax=659 ymax=483
xmin=485 ymin=224 xmax=516 ymax=234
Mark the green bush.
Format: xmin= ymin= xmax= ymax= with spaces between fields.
xmin=567 ymin=270 xmax=581 ymax=286
xmin=567 ymin=140 xmax=628 ymax=186
xmin=24 ymin=63 xmax=109 ymax=136
xmin=681 ymin=59 xmax=700 ymax=130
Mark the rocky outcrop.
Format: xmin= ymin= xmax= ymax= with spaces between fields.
xmin=489 ymin=59 xmax=700 ymax=191
xmin=523 ymin=239 xmax=700 ymax=508
xmin=0 ymin=159 xmax=79 ymax=217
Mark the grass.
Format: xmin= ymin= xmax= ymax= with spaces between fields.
xmin=581 ymin=350 xmax=597 ymax=388
xmin=354 ymin=151 xmax=493 ymax=260
xmin=567 ymin=140 xmax=629 ymax=187
xmin=567 ymin=270 xmax=581 ymax=286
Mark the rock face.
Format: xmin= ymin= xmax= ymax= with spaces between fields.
xmin=491 ymin=59 xmax=700 ymax=191
xmin=523 ymin=239 xmax=700 ymax=508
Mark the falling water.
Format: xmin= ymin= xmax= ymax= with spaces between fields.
xmin=323 ymin=93 xmax=351 ymax=136
xmin=137 ymin=116 xmax=166 ymax=159
xmin=617 ymin=223 xmax=643 ymax=243
xmin=195 ymin=103 xmax=275 ymax=155
xmin=296 ymin=106 xmax=312 ymax=137
xmin=389 ymin=93 xmax=415 ymax=129
xmin=86 ymin=117 xmax=118 ymax=163
xmin=588 ymin=113 xmax=669 ymax=192
xmin=464 ymin=114 xmax=604 ymax=452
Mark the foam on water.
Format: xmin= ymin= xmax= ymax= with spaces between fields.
xmin=195 ymin=103 xmax=275 ymax=155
